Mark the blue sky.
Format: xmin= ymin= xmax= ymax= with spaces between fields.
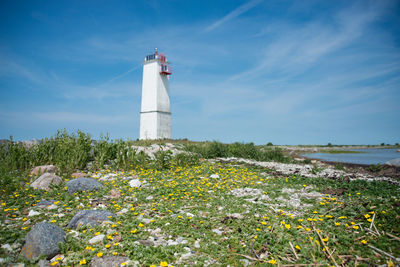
xmin=1 ymin=0 xmax=399 ymax=145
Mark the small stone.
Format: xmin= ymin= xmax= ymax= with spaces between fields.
xmin=46 ymin=204 xmax=58 ymax=210
xmin=89 ymin=234 xmax=105 ymax=244
xmin=109 ymin=189 xmax=121 ymax=199
xmin=210 ymin=174 xmax=219 ymax=179
xmin=68 ymin=210 xmax=115 ymax=229
xmin=240 ymin=259 xmax=250 ymax=266
xmin=30 ymin=165 xmax=57 ymax=176
xmin=142 ymin=218 xmax=153 ymax=224
xmin=89 ymin=256 xmax=130 ymax=267
xmin=37 ymin=200 xmax=56 ymax=207
xmin=1 ymin=243 xmax=12 ymax=252
xmin=66 ymin=178 xmax=103 ymax=194
xmin=146 ymin=195 xmax=154 ymax=200
xmin=117 ymin=208 xmax=128 ymax=215
xmin=212 ymin=229 xmax=223 ymax=235
xmin=38 ymin=259 xmax=49 ymax=267
xmin=167 ymin=240 xmax=179 ymax=246
xmin=386 ymin=158 xmax=400 ymax=167
xmin=129 ymin=179 xmax=141 ymax=188
xmin=226 ymin=213 xmax=243 ymax=219
xmin=194 ymin=240 xmax=200 ymax=248
xmin=71 ymin=172 xmax=86 ymax=178
xmin=137 ymin=240 xmax=154 ymax=246
xmin=20 ymin=222 xmax=65 ymax=260
xmin=30 ymin=173 xmax=62 ymax=190
xmin=28 ymin=210 xmax=41 ymax=217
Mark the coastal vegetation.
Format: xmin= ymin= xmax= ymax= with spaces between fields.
xmin=0 ymin=131 xmax=399 ymax=266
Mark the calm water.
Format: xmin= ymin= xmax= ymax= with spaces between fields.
xmin=302 ymin=148 xmax=399 ymax=165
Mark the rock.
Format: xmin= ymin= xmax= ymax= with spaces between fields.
xmin=226 ymin=213 xmax=243 ymax=219
xmin=116 ymin=208 xmax=129 ymax=215
xmin=212 ymin=229 xmax=223 ymax=235
xmin=386 ymin=158 xmax=400 ymax=167
xmin=90 ymin=256 xmax=130 ymax=267
xmin=28 ymin=210 xmax=41 ymax=217
xmin=20 ymin=222 xmax=65 ymax=260
xmin=129 ymin=179 xmax=142 ymax=188
xmin=240 ymin=259 xmax=250 ymax=266
xmin=210 ymin=174 xmax=219 ymax=179
xmin=396 ymin=149 xmax=400 ymax=153
xmin=194 ymin=240 xmax=200 ymax=248
xmin=30 ymin=165 xmax=58 ymax=176
xmin=47 ymin=204 xmax=58 ymax=210
xmin=146 ymin=195 xmax=154 ymax=200
xmin=1 ymin=243 xmax=12 ymax=252
xmin=67 ymin=210 xmax=115 ymax=229
xmin=109 ymin=188 xmax=121 ymax=199
xmin=38 ymin=259 xmax=49 ymax=267
xmin=89 ymin=234 xmax=105 ymax=244
xmin=30 ymin=173 xmax=62 ymax=190
xmin=66 ymin=178 xmax=103 ymax=194
xmin=37 ymin=200 xmax=56 ymax=208
xmin=71 ymin=172 xmax=87 ymax=178
xmin=137 ymin=240 xmax=154 ymax=246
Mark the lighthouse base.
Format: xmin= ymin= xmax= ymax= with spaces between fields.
xmin=139 ymin=111 xmax=171 ymax=140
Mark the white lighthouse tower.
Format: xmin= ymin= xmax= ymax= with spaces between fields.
xmin=139 ymin=48 xmax=172 ymax=140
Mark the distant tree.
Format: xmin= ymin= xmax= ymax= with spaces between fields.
xmin=327 ymin=142 xmax=332 ymax=147
xmin=266 ymin=142 xmax=273 ymax=146
xmin=395 ymin=143 xmax=399 ymax=147
xmin=380 ymin=143 xmax=385 ymax=146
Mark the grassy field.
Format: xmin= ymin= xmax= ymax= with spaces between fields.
xmin=0 ymin=131 xmax=399 ymax=266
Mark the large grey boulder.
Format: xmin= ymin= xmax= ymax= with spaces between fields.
xmin=30 ymin=165 xmax=58 ymax=176
xmin=386 ymin=158 xmax=400 ymax=167
xmin=66 ymin=178 xmax=102 ymax=193
xmin=30 ymin=173 xmax=62 ymax=190
xmin=67 ymin=210 xmax=115 ymax=229
xmin=90 ymin=256 xmax=130 ymax=267
xmin=20 ymin=222 xmax=65 ymax=260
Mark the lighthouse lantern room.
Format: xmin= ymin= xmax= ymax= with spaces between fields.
xmin=139 ymin=48 xmax=172 ymax=140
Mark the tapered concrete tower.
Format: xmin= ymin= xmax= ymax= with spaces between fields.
xmin=140 ymin=49 xmax=172 ymax=140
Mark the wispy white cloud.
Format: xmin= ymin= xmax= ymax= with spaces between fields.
xmin=205 ymin=0 xmax=263 ymax=32
xmin=230 ymin=1 xmax=392 ymax=82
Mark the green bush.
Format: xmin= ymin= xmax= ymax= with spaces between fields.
xmin=183 ymin=141 xmax=290 ymax=163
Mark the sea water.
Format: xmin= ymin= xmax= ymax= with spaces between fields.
xmin=302 ymin=148 xmax=399 ymax=165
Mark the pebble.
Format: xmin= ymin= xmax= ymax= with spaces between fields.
xmin=129 ymin=179 xmax=142 ymax=188
xmin=117 ymin=208 xmax=129 ymax=215
xmin=89 ymin=234 xmax=105 ymax=244
xmin=28 ymin=210 xmax=41 ymax=217
xmin=212 ymin=229 xmax=223 ymax=235
xmin=47 ymin=204 xmax=58 ymax=210
xmin=1 ymin=244 xmax=12 ymax=252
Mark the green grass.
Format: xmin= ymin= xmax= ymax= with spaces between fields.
xmin=0 ymin=131 xmax=399 ymax=266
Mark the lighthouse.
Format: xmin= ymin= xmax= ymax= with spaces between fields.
xmin=139 ymin=48 xmax=172 ymax=140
